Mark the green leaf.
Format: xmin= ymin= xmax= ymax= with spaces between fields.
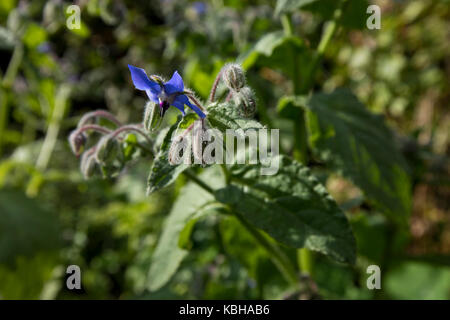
xmin=240 ymin=31 xmax=310 ymax=81
xmin=350 ymin=212 xmax=389 ymax=263
xmin=178 ymin=202 xmax=227 ymax=250
xmin=275 ymin=0 xmax=319 ymax=16
xmin=146 ymin=118 xmax=188 ymax=194
xmin=207 ymin=102 xmax=264 ymax=132
xmin=277 ymin=95 xmax=307 ymax=119
xmin=0 ymin=189 xmax=60 ymax=266
xmin=215 ymin=155 xmax=356 ymax=264
xmin=275 ymin=0 xmax=369 ymax=29
xmin=147 ymin=168 xmax=224 ymax=291
xmin=175 ymin=113 xmax=198 ymax=135
xmin=301 ymin=88 xmax=412 ymax=224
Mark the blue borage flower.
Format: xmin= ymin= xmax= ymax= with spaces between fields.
xmin=128 ymin=65 xmax=206 ymax=119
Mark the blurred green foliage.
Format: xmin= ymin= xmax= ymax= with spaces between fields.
xmin=0 ymin=0 xmax=449 ymax=300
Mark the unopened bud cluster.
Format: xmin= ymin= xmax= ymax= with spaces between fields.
xmin=68 ymin=110 xmax=152 ymax=179
xmin=220 ymin=64 xmax=256 ymax=118
xmin=95 ymin=134 xmax=122 ymax=164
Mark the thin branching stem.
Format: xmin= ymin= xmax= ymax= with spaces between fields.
xmin=77 ymin=110 xmax=123 ymax=128
xmin=209 ymin=69 xmax=223 ymax=102
xmin=109 ymin=124 xmax=152 ymax=145
xmin=184 ymin=90 xmax=207 ymax=113
xmin=76 ymin=124 xmax=112 ymax=135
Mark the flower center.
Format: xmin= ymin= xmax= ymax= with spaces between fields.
xmin=159 ymin=100 xmax=170 ymax=117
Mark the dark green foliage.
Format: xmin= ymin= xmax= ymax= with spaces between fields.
xmin=0 ymin=0 xmax=448 ymax=300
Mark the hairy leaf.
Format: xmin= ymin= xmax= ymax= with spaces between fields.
xmin=216 ymin=156 xmax=356 ymax=264
xmin=207 ymin=102 xmax=264 ymax=132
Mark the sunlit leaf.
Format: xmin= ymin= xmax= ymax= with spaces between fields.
xmin=207 ymin=101 xmax=264 ymax=132
xmin=241 ymin=31 xmax=310 ymax=81
xmin=215 ymin=155 xmax=356 ymax=264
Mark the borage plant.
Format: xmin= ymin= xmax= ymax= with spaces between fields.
xmin=68 ymin=62 xmax=356 ymax=296
xmin=68 ymin=3 xmax=411 ymax=298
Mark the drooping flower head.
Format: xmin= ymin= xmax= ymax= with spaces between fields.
xmin=128 ymin=65 xmax=206 ymax=119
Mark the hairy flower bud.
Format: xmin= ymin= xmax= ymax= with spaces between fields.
xmin=95 ymin=134 xmax=120 ymax=164
xmin=222 ymin=63 xmax=246 ymax=92
xmin=233 ymin=86 xmax=256 ymax=117
xmin=80 ymin=152 xmax=97 ymax=179
xmin=69 ymin=130 xmax=87 ymax=155
xmin=143 ymin=101 xmax=162 ymax=132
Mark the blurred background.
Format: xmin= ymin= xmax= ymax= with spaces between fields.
xmin=0 ymin=0 xmax=449 ymax=299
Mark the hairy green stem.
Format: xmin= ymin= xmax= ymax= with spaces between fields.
xmin=109 ymin=124 xmax=153 ymax=145
xmin=208 ymin=70 xmax=223 ymax=103
xmin=185 ymin=91 xmax=207 ymax=112
xmin=77 ymin=110 xmax=122 ymax=128
xmin=76 ymin=124 xmax=112 ymax=135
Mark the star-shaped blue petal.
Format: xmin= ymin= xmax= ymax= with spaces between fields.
xmin=128 ymin=65 xmax=206 ymax=119
xmin=128 ymin=65 xmax=161 ymax=95
xmin=164 ymin=71 xmax=184 ymax=95
xmin=173 ymin=95 xmax=206 ymax=118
